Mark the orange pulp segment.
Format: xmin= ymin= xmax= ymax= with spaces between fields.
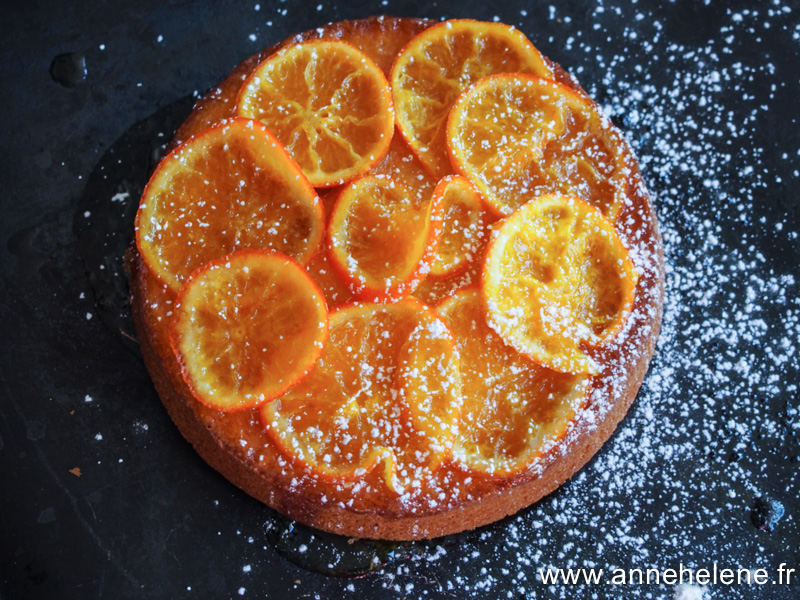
xmin=391 ymin=19 xmax=552 ymax=179
xmin=437 ymin=288 xmax=587 ymax=476
xmin=135 ymin=117 xmax=324 ymax=294
xmin=447 ymin=74 xmax=629 ymax=219
xmin=429 ymin=175 xmax=488 ymax=279
xmin=236 ymin=40 xmax=395 ymax=187
xmin=261 ymin=299 xmax=460 ymax=492
xmin=482 ymin=195 xmax=638 ymax=375
xmin=327 ymin=175 xmax=442 ymax=302
xmin=170 ymin=250 xmax=328 ymax=412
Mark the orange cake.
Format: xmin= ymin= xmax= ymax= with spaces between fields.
xmin=128 ymin=16 xmax=664 ymax=540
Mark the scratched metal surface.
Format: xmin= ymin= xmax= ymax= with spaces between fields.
xmin=1 ymin=1 xmax=798 ymax=599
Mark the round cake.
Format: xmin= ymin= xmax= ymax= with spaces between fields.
xmin=128 ymin=15 xmax=664 ymax=540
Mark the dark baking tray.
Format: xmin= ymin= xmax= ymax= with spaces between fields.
xmin=2 ymin=1 xmax=798 ymax=598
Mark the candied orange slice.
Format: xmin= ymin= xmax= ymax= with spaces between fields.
xmin=170 ymin=250 xmax=328 ymax=412
xmin=391 ymin=19 xmax=552 ymax=178
xmin=429 ymin=176 xmax=488 ymax=279
xmin=327 ymin=175 xmax=443 ymax=302
xmin=447 ymin=74 xmax=629 ymax=219
xmin=236 ymin=40 xmax=395 ymax=187
xmin=261 ymin=299 xmax=460 ymax=492
xmin=437 ymin=288 xmax=587 ymax=476
xmin=135 ymin=117 xmax=324 ymax=293
xmin=482 ymin=195 xmax=637 ymax=375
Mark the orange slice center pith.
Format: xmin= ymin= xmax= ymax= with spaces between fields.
xmin=171 ymin=250 xmax=328 ymax=412
xmin=447 ymin=74 xmax=629 ymax=219
xmin=261 ymin=299 xmax=460 ymax=492
xmin=482 ymin=194 xmax=638 ymax=375
xmin=327 ymin=175 xmax=442 ymax=302
xmin=429 ymin=175 xmax=488 ymax=279
xmin=391 ymin=19 xmax=553 ymax=178
xmin=236 ymin=39 xmax=395 ymax=188
xmin=135 ymin=117 xmax=324 ymax=293
xmin=437 ymin=288 xmax=587 ymax=476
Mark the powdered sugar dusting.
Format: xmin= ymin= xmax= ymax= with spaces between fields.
xmin=321 ymin=4 xmax=799 ymax=598
xmin=117 ymin=5 xmax=798 ymax=598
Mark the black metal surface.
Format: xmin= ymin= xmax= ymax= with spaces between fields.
xmin=2 ymin=1 xmax=799 ymax=599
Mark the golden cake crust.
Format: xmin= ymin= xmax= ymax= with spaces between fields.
xmin=128 ymin=15 xmax=665 ymax=540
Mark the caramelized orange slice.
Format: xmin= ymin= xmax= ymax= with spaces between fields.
xmin=171 ymin=250 xmax=328 ymax=412
xmin=261 ymin=299 xmax=460 ymax=492
xmin=482 ymin=195 xmax=637 ymax=375
xmin=447 ymin=74 xmax=629 ymax=219
xmin=135 ymin=118 xmax=324 ymax=293
xmin=437 ymin=288 xmax=586 ymax=476
xmin=429 ymin=176 xmax=488 ymax=279
xmin=236 ymin=40 xmax=394 ymax=187
xmin=391 ymin=19 xmax=552 ymax=179
xmin=327 ymin=175 xmax=442 ymax=302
